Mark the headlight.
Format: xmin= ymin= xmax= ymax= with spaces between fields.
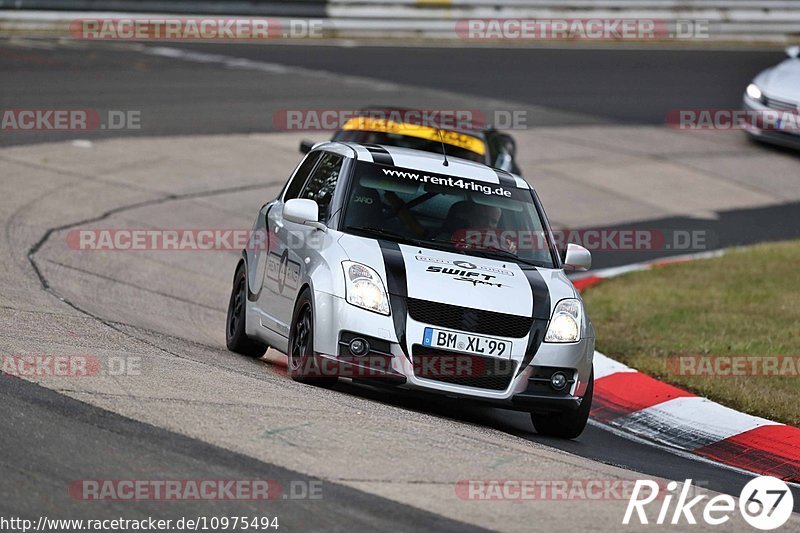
xmin=746 ymin=83 xmax=763 ymax=101
xmin=342 ymin=261 xmax=390 ymax=315
xmin=544 ymin=299 xmax=582 ymax=343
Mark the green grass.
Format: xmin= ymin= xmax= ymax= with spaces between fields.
xmin=583 ymin=241 xmax=800 ymax=426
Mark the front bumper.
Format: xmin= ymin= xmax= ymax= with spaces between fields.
xmin=742 ymin=95 xmax=800 ymax=150
xmin=314 ymin=291 xmax=594 ymax=412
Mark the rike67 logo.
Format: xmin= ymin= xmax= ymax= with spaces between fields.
xmin=624 ymin=477 xmax=794 ymax=530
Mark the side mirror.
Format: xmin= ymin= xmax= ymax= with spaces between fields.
xmin=299 ymin=140 xmax=314 ymax=154
xmin=786 ymin=45 xmax=800 ymax=58
xmin=563 ymin=243 xmax=591 ymax=272
xmin=284 ymin=198 xmax=326 ymax=231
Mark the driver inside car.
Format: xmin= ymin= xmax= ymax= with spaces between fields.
xmin=437 ymin=201 xmax=508 ymax=245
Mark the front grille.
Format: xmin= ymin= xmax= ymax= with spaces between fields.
xmin=407 ymin=298 xmax=532 ymax=338
xmin=411 ymin=345 xmax=516 ymax=391
xmin=764 ymin=96 xmax=799 ymax=112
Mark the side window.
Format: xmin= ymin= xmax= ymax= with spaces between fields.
xmin=283 ymin=152 xmax=321 ymax=201
xmin=299 ymin=152 xmax=343 ymax=222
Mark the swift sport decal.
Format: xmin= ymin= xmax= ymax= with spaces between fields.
xmin=400 ymin=245 xmax=533 ymax=316
xmin=424 ymin=265 xmax=505 ymax=288
xmin=414 ymin=255 xmax=514 ymax=277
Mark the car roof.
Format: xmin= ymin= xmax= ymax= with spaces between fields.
xmin=312 ymin=141 xmax=530 ymax=190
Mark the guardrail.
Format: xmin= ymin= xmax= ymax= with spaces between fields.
xmin=0 ymin=1 xmax=327 ymax=17
xmin=327 ymin=0 xmax=800 ymax=40
xmin=1 ymin=0 xmax=799 ymax=42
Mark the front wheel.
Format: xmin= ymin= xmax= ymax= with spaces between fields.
xmin=531 ymin=368 xmax=593 ymax=439
xmin=288 ymin=289 xmax=337 ymax=386
xmin=225 ymin=262 xmax=267 ymax=358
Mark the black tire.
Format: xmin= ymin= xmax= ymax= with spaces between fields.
xmin=226 ymin=262 xmax=267 ymax=358
xmin=531 ymin=368 xmax=593 ymax=439
xmin=288 ymin=288 xmax=337 ymax=386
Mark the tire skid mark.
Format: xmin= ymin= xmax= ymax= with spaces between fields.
xmin=23 ymin=180 xmax=283 ymax=375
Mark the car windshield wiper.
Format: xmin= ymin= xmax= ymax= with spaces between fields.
xmin=349 ymin=228 xmax=547 ymax=268
xmin=469 ymin=246 xmax=544 ymax=268
xmin=431 ymin=237 xmax=544 ymax=268
xmin=345 ymin=226 xmax=429 ymax=247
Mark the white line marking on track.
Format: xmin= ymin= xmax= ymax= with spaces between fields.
xmin=614 ymin=396 xmax=781 ymax=450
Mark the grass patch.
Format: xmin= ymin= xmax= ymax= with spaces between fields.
xmin=582 ymin=241 xmax=800 ymax=426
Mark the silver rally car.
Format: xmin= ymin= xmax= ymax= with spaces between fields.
xmin=226 ymin=142 xmax=596 ymax=438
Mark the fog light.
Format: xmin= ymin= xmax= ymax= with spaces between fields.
xmin=550 ymin=372 xmax=568 ymax=391
xmin=349 ymin=338 xmax=369 ymax=357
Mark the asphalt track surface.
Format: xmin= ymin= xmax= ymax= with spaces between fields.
xmin=0 ymin=375 xmax=483 ymax=532
xmin=175 ymin=43 xmax=783 ymax=125
xmin=1 ymin=38 xmax=799 ymax=528
xmin=3 ymin=39 xmax=799 ymax=269
xmin=0 ymin=40 xmax=788 ymax=145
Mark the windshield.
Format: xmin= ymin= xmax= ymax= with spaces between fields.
xmin=333 ymin=130 xmax=485 ymax=163
xmin=341 ymin=161 xmax=557 ymax=268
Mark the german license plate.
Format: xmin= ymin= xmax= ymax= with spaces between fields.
xmin=422 ymin=327 xmax=509 ymax=358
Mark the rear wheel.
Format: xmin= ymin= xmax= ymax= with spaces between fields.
xmin=531 ymin=368 xmax=593 ymax=439
xmin=225 ymin=262 xmax=267 ymax=358
xmin=288 ymin=289 xmax=337 ymax=386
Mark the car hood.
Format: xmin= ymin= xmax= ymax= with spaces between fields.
xmin=756 ymin=59 xmax=800 ymax=102
xmin=338 ymin=233 xmax=575 ymax=319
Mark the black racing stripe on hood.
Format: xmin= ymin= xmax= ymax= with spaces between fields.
xmin=518 ymin=268 xmax=551 ymax=375
xmin=525 ymin=268 xmax=551 ymax=320
xmin=378 ymin=240 xmax=407 ymax=296
xmin=365 ymin=145 xmax=395 ymax=166
xmin=378 ymin=240 xmax=410 ymax=359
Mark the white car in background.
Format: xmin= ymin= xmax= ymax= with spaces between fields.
xmin=743 ymin=45 xmax=800 ymax=149
xmin=225 ymin=142 xmax=596 ymax=438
